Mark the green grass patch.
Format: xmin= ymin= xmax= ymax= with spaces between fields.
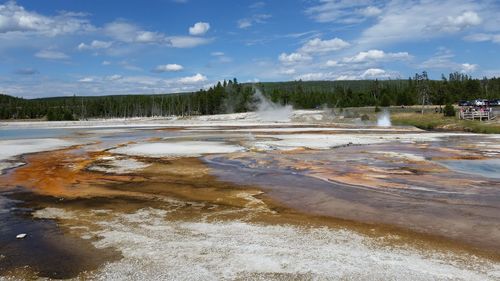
xmin=391 ymin=113 xmax=500 ymax=134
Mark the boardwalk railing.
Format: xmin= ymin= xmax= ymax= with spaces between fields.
xmin=459 ymin=110 xmax=495 ymax=121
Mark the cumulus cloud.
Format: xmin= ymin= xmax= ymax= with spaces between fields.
xmin=0 ymin=1 xmax=93 ymax=36
xmin=189 ymin=22 xmax=210 ymax=36
xmin=295 ymin=68 xmax=397 ymax=81
xmin=295 ymin=72 xmax=361 ymax=81
xmin=325 ymin=60 xmax=341 ymax=67
xmin=278 ymin=52 xmax=312 ymax=65
xmin=299 ymin=37 xmax=350 ymax=53
xmin=361 ymin=68 xmax=387 ymax=78
xmin=78 ymin=40 xmax=112 ymax=50
xmin=153 ymin=64 xmax=184 ymax=72
xmin=178 ymin=73 xmax=207 ymax=84
xmin=444 ymin=11 xmax=481 ymax=32
xmin=295 ymin=72 xmax=334 ymax=81
xmin=237 ymin=14 xmax=271 ymax=28
xmin=460 ymin=63 xmax=478 ymax=73
xmin=342 ymin=49 xmax=410 ymax=63
xmin=277 ymin=36 xmax=350 ymax=71
xmin=277 ymin=37 xmax=350 ymax=71
xmin=35 ymin=49 xmax=69 ymax=60
xmin=78 ymin=77 xmax=94 ymax=83
xmin=135 ymin=31 xmax=164 ymax=43
xmin=103 ymin=21 xmax=213 ymax=48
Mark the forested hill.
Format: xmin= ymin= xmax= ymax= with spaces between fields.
xmin=1 ymin=72 xmax=500 ymax=120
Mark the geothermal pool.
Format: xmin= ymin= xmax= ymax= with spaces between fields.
xmin=0 ymin=114 xmax=499 ymax=280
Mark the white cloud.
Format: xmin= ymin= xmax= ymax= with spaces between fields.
xmin=295 ymin=72 xmax=333 ymax=81
xmin=103 ymin=21 xmax=212 ymax=48
xmin=0 ymin=73 xmax=218 ymax=98
xmin=295 ymin=72 xmax=371 ymax=81
xmin=104 ymin=21 xmax=164 ymax=44
xmin=464 ymin=33 xmax=500 ymax=43
xmin=209 ymin=51 xmax=232 ymax=63
xmin=294 ymin=68 xmax=398 ymax=81
xmin=189 ymin=22 xmax=210 ymax=36
xmin=420 ymin=48 xmax=478 ymax=73
xmin=278 ymin=52 xmax=312 ymax=65
xmin=359 ymin=1 xmax=484 ymax=46
xmin=78 ymin=40 xmax=112 ymax=50
xmin=249 ymin=2 xmax=266 ymax=9
xmin=135 ymin=31 xmax=164 ymax=43
xmin=445 ymin=11 xmax=481 ymax=31
xmin=362 ymin=68 xmax=387 ymax=78
xmin=153 ymin=64 xmax=184 ymax=72
xmin=102 ymin=60 xmax=111 ymax=65
xmin=106 ymin=74 xmax=122 ymax=81
xmin=460 ymin=63 xmax=478 ymax=73
xmin=237 ymin=19 xmax=252 ymax=29
xmin=306 ymin=0 xmax=381 ymax=24
xmin=78 ymin=77 xmax=94 ymax=83
xmin=343 ymin=49 xmax=410 ymax=63
xmin=238 ymin=14 xmax=271 ymax=28
xmin=276 ymin=36 xmax=350 ymax=74
xmin=280 ymin=68 xmax=296 ymax=75
xmin=0 ymin=1 xmax=93 ymax=36
xmin=359 ymin=6 xmax=382 ymax=17
xmin=166 ymin=36 xmax=213 ymax=48
xmin=336 ymin=74 xmax=360 ymax=80
xmin=299 ymin=37 xmax=350 ymax=53
xmin=325 ymin=60 xmax=341 ymax=67
xmin=178 ymin=73 xmax=207 ymax=84
xmin=35 ymin=49 xmax=69 ymax=60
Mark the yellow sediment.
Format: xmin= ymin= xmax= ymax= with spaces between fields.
xmin=0 ymin=148 xmax=142 ymax=198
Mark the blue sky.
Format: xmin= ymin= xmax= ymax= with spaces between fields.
xmin=0 ymin=0 xmax=499 ymax=98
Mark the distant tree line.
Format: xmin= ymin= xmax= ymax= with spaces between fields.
xmin=260 ymin=72 xmax=500 ymax=109
xmin=1 ymin=73 xmax=499 ymax=120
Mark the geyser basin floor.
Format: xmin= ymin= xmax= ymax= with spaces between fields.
xmin=0 ymin=119 xmax=499 ymax=280
xmin=33 ymin=207 xmax=500 ymax=280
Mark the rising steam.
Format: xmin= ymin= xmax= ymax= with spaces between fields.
xmin=377 ymin=109 xmax=392 ymax=127
xmin=253 ymin=88 xmax=293 ymax=122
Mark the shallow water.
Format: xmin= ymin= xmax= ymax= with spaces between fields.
xmin=0 ymin=190 xmax=119 ymax=278
xmin=438 ymin=158 xmax=500 ymax=179
xmin=0 ymin=128 xmax=74 ymax=140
